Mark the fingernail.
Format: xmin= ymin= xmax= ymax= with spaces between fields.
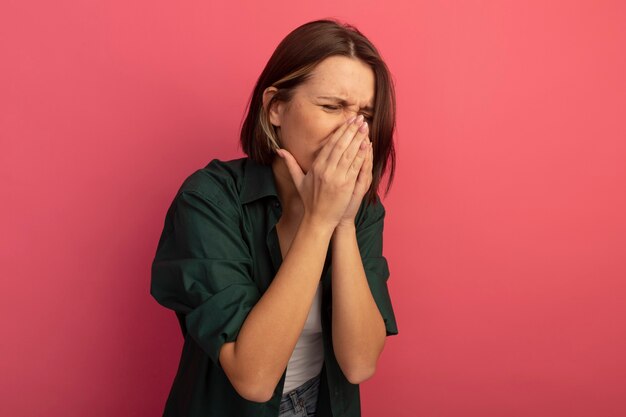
xmin=347 ymin=116 xmax=357 ymax=124
xmin=355 ymin=114 xmax=364 ymax=125
xmin=358 ymin=121 xmax=368 ymax=133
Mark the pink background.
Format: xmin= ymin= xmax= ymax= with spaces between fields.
xmin=2 ymin=1 xmax=625 ymax=416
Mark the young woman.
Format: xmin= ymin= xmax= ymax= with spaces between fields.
xmin=151 ymin=18 xmax=399 ymax=417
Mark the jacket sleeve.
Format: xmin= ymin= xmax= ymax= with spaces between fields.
xmin=150 ymin=189 xmax=261 ymax=370
xmin=355 ymin=196 xmax=399 ymax=336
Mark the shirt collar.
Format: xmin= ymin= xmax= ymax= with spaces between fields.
xmin=240 ymin=157 xmax=280 ymax=204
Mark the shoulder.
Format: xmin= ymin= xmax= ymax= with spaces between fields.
xmin=356 ymin=193 xmax=386 ymax=228
xmin=177 ymin=157 xmax=247 ymax=206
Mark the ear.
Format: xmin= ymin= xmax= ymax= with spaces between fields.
xmin=262 ymin=86 xmax=284 ymax=127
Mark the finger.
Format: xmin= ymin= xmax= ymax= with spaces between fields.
xmin=314 ymin=116 xmax=356 ymax=167
xmin=366 ymin=141 xmax=374 ymax=177
xmin=326 ymin=115 xmax=365 ymax=170
xmin=358 ymin=140 xmax=373 ymax=178
xmin=345 ymin=138 xmax=369 ymax=183
xmin=336 ymin=120 xmax=369 ymax=175
xmin=354 ymin=154 xmax=369 ymax=191
xmin=276 ymin=149 xmax=304 ymax=189
xmin=357 ymin=142 xmax=374 ymax=192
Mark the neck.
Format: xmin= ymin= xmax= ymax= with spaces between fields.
xmin=271 ymin=157 xmax=304 ymax=220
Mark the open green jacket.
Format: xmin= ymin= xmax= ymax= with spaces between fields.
xmin=151 ymin=156 xmax=398 ymax=416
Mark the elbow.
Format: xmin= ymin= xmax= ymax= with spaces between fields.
xmin=220 ymin=341 xmax=277 ymax=403
xmin=233 ymin=380 xmax=275 ymax=403
xmin=344 ymin=364 xmax=377 ymax=385
xmin=224 ymin=366 xmax=276 ymax=403
xmin=336 ymin=342 xmax=384 ymax=384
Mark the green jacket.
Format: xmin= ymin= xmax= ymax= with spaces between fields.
xmin=151 ymin=156 xmax=398 ymax=416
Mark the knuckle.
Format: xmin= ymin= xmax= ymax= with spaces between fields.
xmin=313 ymin=165 xmax=324 ymax=178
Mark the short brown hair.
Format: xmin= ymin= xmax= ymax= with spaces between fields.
xmin=239 ymin=18 xmax=396 ymax=206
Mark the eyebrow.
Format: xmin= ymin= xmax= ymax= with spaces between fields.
xmin=316 ymin=96 xmax=374 ymax=113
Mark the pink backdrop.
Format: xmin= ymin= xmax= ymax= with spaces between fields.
xmin=2 ymin=1 xmax=625 ymax=416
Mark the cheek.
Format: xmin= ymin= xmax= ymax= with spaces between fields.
xmin=311 ymin=113 xmax=345 ymax=141
xmin=288 ymin=114 xmax=338 ymax=147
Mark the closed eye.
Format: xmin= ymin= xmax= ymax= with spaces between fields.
xmin=321 ymin=105 xmax=373 ymax=123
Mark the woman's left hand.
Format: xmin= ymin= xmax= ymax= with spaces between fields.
xmin=336 ymin=136 xmax=373 ymax=229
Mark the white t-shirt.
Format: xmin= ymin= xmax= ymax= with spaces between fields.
xmin=282 ymin=281 xmax=324 ymax=394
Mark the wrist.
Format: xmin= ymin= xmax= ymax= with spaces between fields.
xmin=333 ymin=221 xmax=356 ymax=237
xmin=301 ymin=213 xmax=337 ymax=238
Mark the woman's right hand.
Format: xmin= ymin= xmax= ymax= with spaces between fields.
xmin=276 ymin=114 xmax=370 ymax=230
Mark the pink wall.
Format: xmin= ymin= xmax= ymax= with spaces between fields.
xmin=2 ymin=1 xmax=625 ymax=416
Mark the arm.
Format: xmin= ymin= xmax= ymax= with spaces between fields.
xmin=234 ymin=130 xmax=378 ymax=397
xmin=239 ymin=113 xmax=383 ymax=394
xmin=220 ymin=214 xmax=334 ymax=402
xmin=330 ymin=223 xmax=386 ymax=384
xmin=151 ymin=189 xmax=334 ymax=403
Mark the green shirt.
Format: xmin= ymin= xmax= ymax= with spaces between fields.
xmin=150 ymin=156 xmax=398 ymax=417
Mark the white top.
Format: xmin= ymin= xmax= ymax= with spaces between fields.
xmin=282 ymin=281 xmax=324 ymax=394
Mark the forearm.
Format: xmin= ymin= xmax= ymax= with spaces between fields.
xmin=331 ymin=224 xmax=386 ymax=384
xmin=232 ymin=215 xmax=334 ymax=397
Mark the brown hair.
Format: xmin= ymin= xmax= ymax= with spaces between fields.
xmin=239 ymin=18 xmax=396 ymax=206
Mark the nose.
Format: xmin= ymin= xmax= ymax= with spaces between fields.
xmin=344 ymin=109 xmax=359 ymax=122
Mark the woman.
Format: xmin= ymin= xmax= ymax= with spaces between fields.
xmin=151 ymin=18 xmax=399 ymax=417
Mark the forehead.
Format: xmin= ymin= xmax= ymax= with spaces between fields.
xmin=300 ymin=56 xmax=375 ymax=106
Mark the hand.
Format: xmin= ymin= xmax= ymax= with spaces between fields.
xmin=275 ymin=115 xmax=370 ymax=230
xmin=336 ymin=135 xmax=373 ymax=229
